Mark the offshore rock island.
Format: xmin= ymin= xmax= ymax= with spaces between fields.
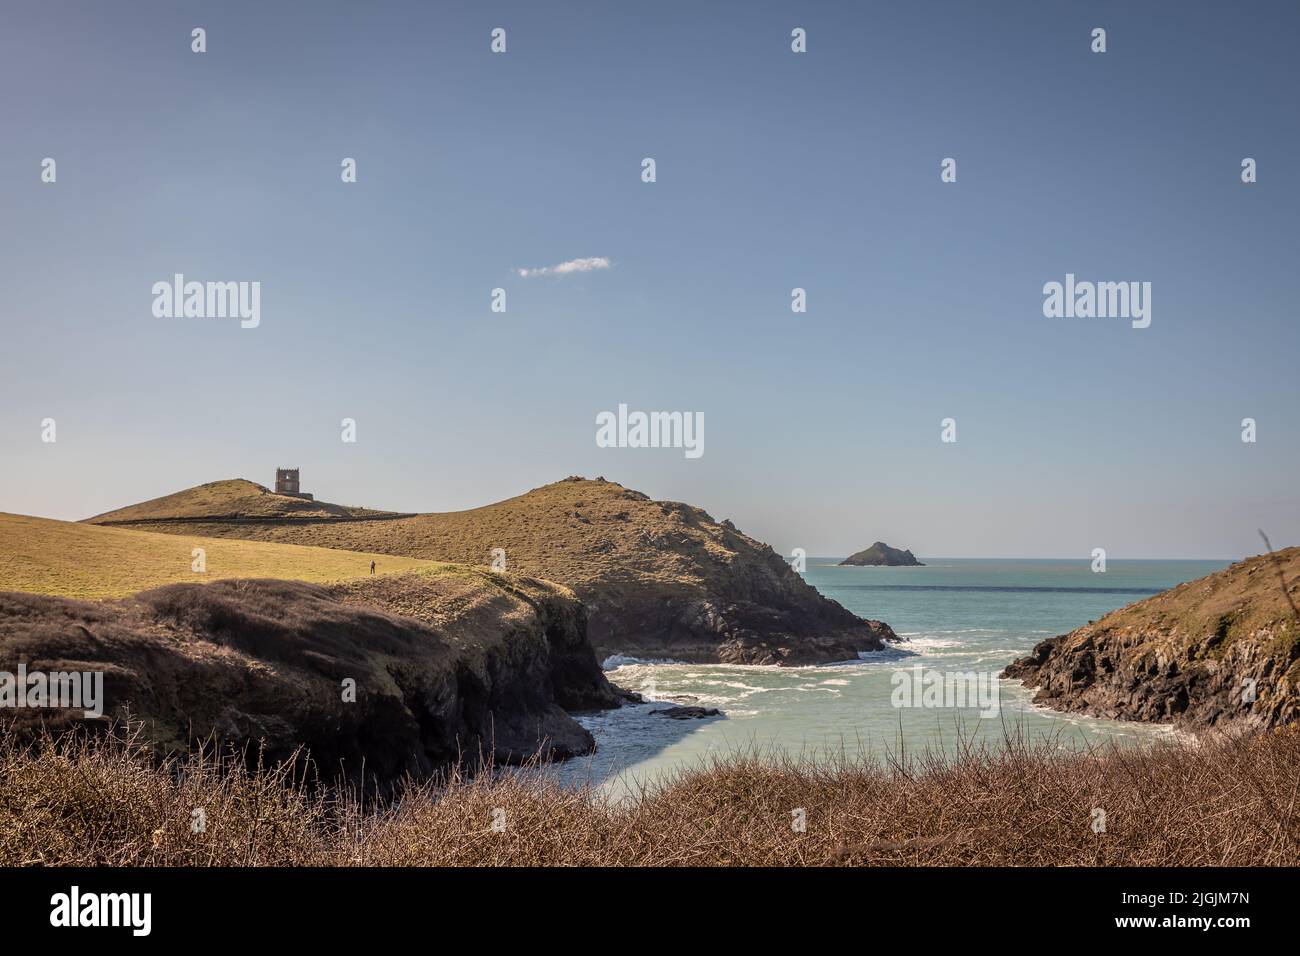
xmin=839 ymin=542 xmax=925 ymax=567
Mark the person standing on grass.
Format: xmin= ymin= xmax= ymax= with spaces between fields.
xmin=370 ymin=560 xmax=376 ymax=575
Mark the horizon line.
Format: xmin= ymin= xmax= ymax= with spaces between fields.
xmin=801 ymin=555 xmax=1242 ymax=563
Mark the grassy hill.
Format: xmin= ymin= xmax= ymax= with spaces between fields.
xmin=86 ymin=478 xmax=405 ymax=524
xmin=1005 ymin=547 xmax=1300 ymax=728
xmin=100 ymin=476 xmax=898 ymax=664
xmin=0 ymin=513 xmax=440 ymax=599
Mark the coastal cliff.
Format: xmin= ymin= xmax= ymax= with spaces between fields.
xmin=91 ymin=477 xmax=900 ymax=665
xmin=1004 ymin=548 xmax=1300 ymax=729
xmin=0 ymin=570 xmax=620 ymax=784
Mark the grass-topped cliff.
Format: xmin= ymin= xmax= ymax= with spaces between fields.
xmin=0 ymin=572 xmax=616 ymax=783
xmin=1005 ymin=547 xmax=1300 ymax=728
xmin=1 ymin=512 xmax=621 ymax=780
xmin=86 ymin=476 xmax=898 ymax=665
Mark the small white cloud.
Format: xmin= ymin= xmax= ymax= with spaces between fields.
xmin=514 ymin=256 xmax=611 ymax=279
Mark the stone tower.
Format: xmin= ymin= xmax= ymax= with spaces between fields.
xmin=274 ymin=468 xmax=312 ymax=499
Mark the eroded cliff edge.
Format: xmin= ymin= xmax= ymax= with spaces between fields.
xmin=0 ymin=570 xmax=620 ymax=784
xmin=1004 ymin=549 xmax=1300 ymax=728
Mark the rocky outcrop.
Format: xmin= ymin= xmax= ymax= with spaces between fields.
xmin=99 ymin=477 xmax=900 ymax=666
xmin=840 ymin=543 xmax=924 ymax=567
xmin=0 ymin=571 xmax=621 ymax=785
xmin=1004 ymin=548 xmax=1300 ymax=729
xmin=650 ymin=706 xmax=721 ymax=720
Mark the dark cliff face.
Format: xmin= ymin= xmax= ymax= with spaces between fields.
xmin=1004 ymin=549 xmax=1300 ymax=729
xmin=0 ymin=573 xmax=620 ymax=785
xmin=578 ymin=524 xmax=899 ymax=665
xmin=839 ymin=543 xmax=923 ymax=567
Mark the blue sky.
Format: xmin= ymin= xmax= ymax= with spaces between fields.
xmin=1 ymin=0 xmax=1297 ymax=558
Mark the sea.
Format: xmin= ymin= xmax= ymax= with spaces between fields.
xmin=550 ymin=558 xmax=1228 ymax=797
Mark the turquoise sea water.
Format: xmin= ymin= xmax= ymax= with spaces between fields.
xmin=555 ymin=558 xmax=1228 ymax=795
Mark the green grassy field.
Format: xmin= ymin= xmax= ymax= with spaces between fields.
xmin=0 ymin=512 xmax=444 ymax=599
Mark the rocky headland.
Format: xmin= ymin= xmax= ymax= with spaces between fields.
xmin=1004 ymin=548 xmax=1300 ymax=729
xmin=90 ymin=477 xmax=900 ymax=665
xmin=0 ymin=570 xmax=620 ymax=785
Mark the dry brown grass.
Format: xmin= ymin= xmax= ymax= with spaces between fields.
xmin=85 ymin=478 xmax=400 ymax=523
xmin=89 ymin=476 xmax=887 ymax=664
xmin=1103 ymin=545 xmax=1300 ymax=653
xmin=4 ymin=722 xmax=1298 ymax=867
xmin=0 ymin=513 xmax=445 ymax=598
xmin=90 ymin=478 xmax=751 ymax=592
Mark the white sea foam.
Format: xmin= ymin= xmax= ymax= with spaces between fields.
xmin=560 ymin=560 xmax=1212 ymax=793
xmin=601 ymin=654 xmax=687 ymax=670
